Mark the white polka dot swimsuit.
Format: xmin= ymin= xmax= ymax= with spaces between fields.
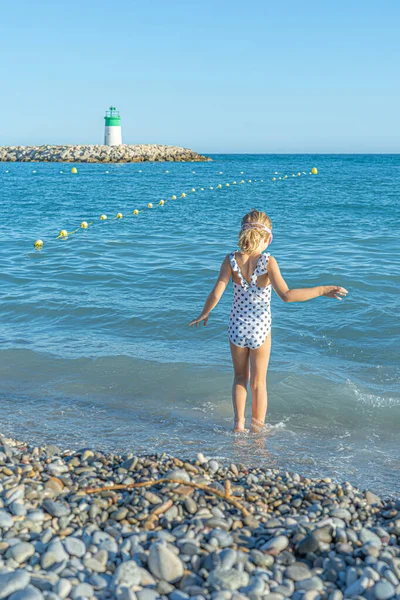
xmin=228 ymin=251 xmax=272 ymax=349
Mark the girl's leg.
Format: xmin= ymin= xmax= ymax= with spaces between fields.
xmin=249 ymin=333 xmax=272 ymax=432
xmin=229 ymin=342 xmax=250 ymax=432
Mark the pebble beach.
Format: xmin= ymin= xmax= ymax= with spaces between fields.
xmin=0 ymin=434 xmax=399 ymax=600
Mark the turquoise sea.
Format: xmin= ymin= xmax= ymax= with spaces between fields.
xmin=1 ymin=154 xmax=399 ymax=495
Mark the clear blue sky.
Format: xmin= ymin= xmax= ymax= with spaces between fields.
xmin=1 ymin=0 xmax=399 ymax=153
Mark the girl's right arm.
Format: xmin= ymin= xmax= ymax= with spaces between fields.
xmin=268 ymin=256 xmax=348 ymax=302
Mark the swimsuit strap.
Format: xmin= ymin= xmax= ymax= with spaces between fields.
xmin=250 ymin=252 xmax=269 ymax=285
xmin=229 ymin=252 xmax=249 ymax=289
xmin=230 ymin=251 xmax=268 ymax=289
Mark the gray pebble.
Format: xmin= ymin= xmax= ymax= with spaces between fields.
xmin=112 ymin=560 xmax=142 ymax=589
xmin=207 ymin=569 xmax=249 ymax=591
xmin=7 ymin=542 xmax=35 ymax=564
xmin=260 ymin=536 xmax=289 ymax=555
xmin=63 ymin=537 xmax=86 ymax=558
xmin=42 ymin=501 xmax=70 ymax=518
xmin=0 ymin=509 xmax=14 ymax=528
xmin=148 ymin=541 xmax=184 ymax=583
xmin=0 ymin=570 xmax=31 ymax=599
xmin=70 ymin=583 xmax=94 ymax=600
xmin=9 ymin=586 xmax=44 ymax=600
xmin=286 ymin=564 xmax=312 ymax=582
xmin=372 ymin=580 xmax=396 ymax=600
xmin=53 ymin=579 xmax=72 ymax=599
xmin=136 ymin=591 xmax=160 ymax=600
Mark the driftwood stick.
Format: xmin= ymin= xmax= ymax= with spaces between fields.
xmin=85 ymin=477 xmax=250 ymax=517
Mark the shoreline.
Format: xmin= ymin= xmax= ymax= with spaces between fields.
xmin=0 ymin=144 xmax=211 ymax=163
xmin=0 ymin=433 xmax=399 ymax=600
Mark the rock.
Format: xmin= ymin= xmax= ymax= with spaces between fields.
xmin=208 ymin=460 xmax=219 ymax=473
xmin=0 ymin=145 xmax=210 ymax=164
xmin=260 ymin=535 xmax=289 ymax=555
xmin=136 ymin=591 xmax=160 ymax=600
xmin=295 ymin=577 xmax=324 ymax=591
xmin=344 ymin=575 xmax=370 ymax=597
xmin=165 ymin=469 xmax=190 ymax=483
xmin=360 ymin=528 xmax=382 ymax=547
xmin=0 ymin=570 xmax=31 ymax=599
xmin=63 ymin=536 xmax=86 ymax=557
xmin=0 ymin=509 xmax=14 ymax=528
xmin=207 ymin=569 xmax=249 ymax=591
xmin=42 ymin=500 xmax=70 ymax=518
xmin=7 ymin=542 xmax=35 ymax=564
xmin=371 ymin=580 xmax=395 ymax=600
xmin=53 ymin=579 xmax=72 ymax=598
xmin=366 ymin=491 xmax=382 ymax=505
xmin=112 ymin=560 xmax=142 ymax=589
xmin=9 ymin=587 xmax=44 ymax=600
xmin=70 ymin=583 xmax=94 ymax=599
xmin=148 ymin=541 xmax=184 ymax=583
xmin=296 ymin=533 xmax=320 ymax=555
xmin=286 ymin=564 xmax=312 ymax=581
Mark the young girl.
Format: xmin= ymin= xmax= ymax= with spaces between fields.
xmin=189 ymin=209 xmax=348 ymax=433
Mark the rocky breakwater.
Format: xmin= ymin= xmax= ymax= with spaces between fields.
xmin=0 ymin=434 xmax=400 ymax=600
xmin=0 ymin=145 xmax=211 ymax=163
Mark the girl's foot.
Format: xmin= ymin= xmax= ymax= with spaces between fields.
xmin=233 ymin=419 xmax=245 ymax=432
xmin=251 ymin=417 xmax=266 ymax=433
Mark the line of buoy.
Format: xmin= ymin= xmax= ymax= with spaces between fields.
xmin=34 ymin=168 xmax=318 ymax=249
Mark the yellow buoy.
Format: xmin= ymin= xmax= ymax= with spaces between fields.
xmin=132 ymin=209 xmax=139 ymax=215
xmin=233 ymin=181 xmax=237 ymax=185
xmin=191 ymin=188 xmax=196 ymax=192
xmin=171 ymin=195 xmax=177 ymax=200
xmin=219 ymin=171 xmax=223 ymax=174
xmin=192 ymin=171 xmax=196 ymax=174
xmin=100 ymin=214 xmax=107 ymax=220
xmin=71 ymin=167 xmax=77 ymax=174
xmin=138 ymin=170 xmax=142 ymax=173
xmin=80 ymin=221 xmax=88 ymax=229
xmin=116 ymin=213 xmax=123 ymax=219
xmin=311 ymin=167 xmax=318 ymax=175
xmin=181 ymin=193 xmax=186 ymax=198
xmin=284 ymin=175 xmax=288 ymax=179
xmin=159 ymin=200 xmax=165 ymax=206
xmin=59 ymin=229 xmax=68 ymax=238
xmin=240 ymin=180 xmax=245 ymax=184
xmin=279 ymin=177 xmax=282 ymax=180
xmin=260 ymin=179 xmax=264 ymax=182
xmin=226 ymin=183 xmax=230 ymax=186
xmin=248 ymin=180 xmax=252 ymax=183
xmin=148 ymin=203 xmax=153 ymax=208
xmin=34 ymin=240 xmax=44 ymax=250
xmin=209 ymin=186 xmax=214 ymax=190
xmin=217 ymin=184 xmax=222 ymax=189
xmin=272 ymin=177 xmax=276 ymax=181
xmin=297 ymin=172 xmax=301 ymax=176
xmin=165 ymin=170 xmax=169 ymax=173
xmin=240 ymin=171 xmax=244 ymax=174
xmin=200 ymin=187 xmax=204 ymax=191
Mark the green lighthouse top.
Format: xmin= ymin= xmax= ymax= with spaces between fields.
xmin=104 ymin=106 xmax=121 ymax=126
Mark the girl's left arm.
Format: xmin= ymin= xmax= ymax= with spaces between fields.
xmin=189 ymin=255 xmax=232 ymax=327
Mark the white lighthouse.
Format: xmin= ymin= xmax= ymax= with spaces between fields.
xmin=104 ymin=106 xmax=122 ymax=145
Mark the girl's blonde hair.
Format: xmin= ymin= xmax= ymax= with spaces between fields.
xmin=238 ymin=209 xmax=272 ymax=254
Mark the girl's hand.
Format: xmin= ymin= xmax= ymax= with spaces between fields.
xmin=189 ymin=314 xmax=209 ymax=327
xmin=322 ymin=286 xmax=348 ymax=300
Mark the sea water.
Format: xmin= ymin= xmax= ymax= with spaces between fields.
xmin=0 ymin=154 xmax=399 ymax=495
